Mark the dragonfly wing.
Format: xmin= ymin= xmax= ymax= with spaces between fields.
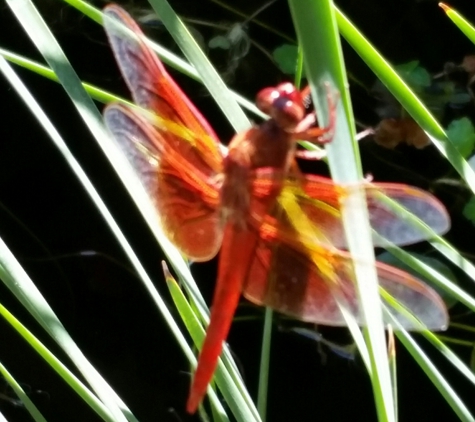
xmin=243 ymin=237 xmax=448 ymax=330
xmin=244 ymin=189 xmax=447 ymax=330
xmin=103 ymin=5 xmax=223 ymax=175
xmin=289 ymin=175 xmax=450 ymax=247
xmin=104 ymin=6 xmax=225 ymax=261
xmin=364 ymin=182 xmax=450 ymax=245
xmin=244 ymin=239 xmax=349 ymax=325
xmin=105 ymin=104 xmax=222 ymax=261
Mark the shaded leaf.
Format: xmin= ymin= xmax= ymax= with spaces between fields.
xmin=273 ymin=44 xmax=298 ymax=75
xmin=396 ymin=61 xmax=431 ymax=90
xmin=447 ymin=117 xmax=475 ymax=158
xmin=462 ymin=196 xmax=475 ymax=226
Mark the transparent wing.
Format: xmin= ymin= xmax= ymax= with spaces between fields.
xmin=243 ymin=171 xmax=448 ymax=329
xmin=103 ymin=6 xmax=226 ymax=261
xmin=244 ymin=222 xmax=448 ymax=330
xmin=103 ymin=4 xmax=223 ymax=176
xmin=248 ymin=171 xmax=450 ymax=248
xmin=105 ymin=104 xmax=222 ymax=261
xmin=299 ymin=175 xmax=449 ymax=247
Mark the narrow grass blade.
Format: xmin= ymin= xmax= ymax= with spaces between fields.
xmin=396 ymin=327 xmax=474 ymax=421
xmin=439 ymin=3 xmax=475 ymax=45
xmin=0 ymin=299 xmax=116 ymax=422
xmin=288 ymin=1 xmax=395 ymax=421
xmin=0 ymin=359 xmax=47 ymax=422
xmin=257 ymin=308 xmax=273 ymax=421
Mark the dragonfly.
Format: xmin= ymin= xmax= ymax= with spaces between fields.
xmin=102 ymin=5 xmax=450 ymax=413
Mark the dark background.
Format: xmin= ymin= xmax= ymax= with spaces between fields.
xmin=1 ymin=0 xmax=475 ymax=421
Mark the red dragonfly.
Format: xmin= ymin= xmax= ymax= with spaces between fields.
xmin=102 ymin=5 xmax=450 ymax=413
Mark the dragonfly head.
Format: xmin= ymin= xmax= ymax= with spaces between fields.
xmin=256 ymin=82 xmax=306 ymax=132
